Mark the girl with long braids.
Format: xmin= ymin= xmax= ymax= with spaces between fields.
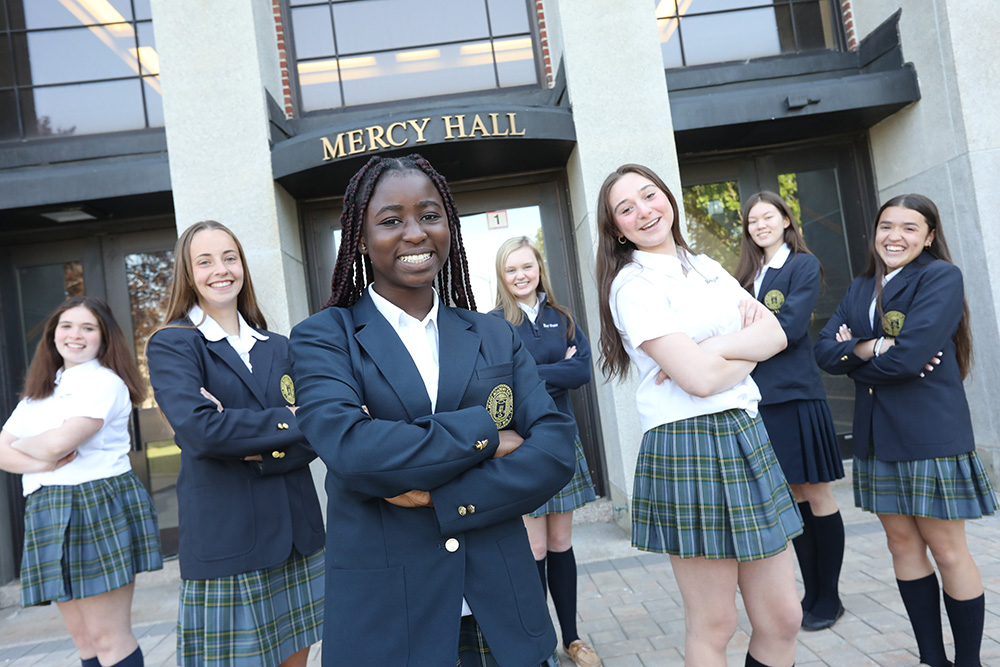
xmin=815 ymin=194 xmax=996 ymax=667
xmin=290 ymin=154 xmax=576 ymax=666
xmin=595 ymin=164 xmax=802 ymax=667
xmin=732 ymin=192 xmax=845 ymax=631
xmin=491 ymin=236 xmax=600 ymax=667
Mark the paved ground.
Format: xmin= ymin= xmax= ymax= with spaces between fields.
xmin=1 ymin=465 xmax=998 ymax=666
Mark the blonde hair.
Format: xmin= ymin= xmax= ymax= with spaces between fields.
xmin=493 ymin=236 xmax=575 ymax=336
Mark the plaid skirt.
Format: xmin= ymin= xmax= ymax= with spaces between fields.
xmin=456 ymin=615 xmax=558 ymax=667
xmin=758 ymin=399 xmax=844 ymax=485
xmin=20 ymin=471 xmax=162 ymax=607
xmin=632 ymin=409 xmax=803 ymax=562
xmin=177 ymin=547 xmax=324 ymax=667
xmin=854 ymin=451 xmax=998 ymax=519
xmin=528 ymin=435 xmax=596 ymax=517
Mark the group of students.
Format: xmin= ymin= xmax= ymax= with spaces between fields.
xmin=0 ymin=154 xmax=994 ymax=667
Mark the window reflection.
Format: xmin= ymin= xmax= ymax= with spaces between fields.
xmin=294 ymin=0 xmax=539 ymax=112
xmin=1 ymin=0 xmax=162 ymax=141
xmin=656 ymin=0 xmax=840 ymax=68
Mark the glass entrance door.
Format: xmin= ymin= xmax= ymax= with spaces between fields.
xmin=680 ymin=141 xmax=876 ymax=454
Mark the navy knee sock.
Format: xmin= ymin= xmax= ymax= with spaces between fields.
xmin=547 ymin=548 xmax=580 ymax=648
xmin=536 ymin=556 xmax=547 ymax=598
xmin=791 ymin=502 xmax=818 ymax=612
xmin=809 ymin=510 xmax=844 ymax=619
xmin=745 ymin=653 xmax=793 ymax=667
xmin=897 ymin=573 xmax=949 ymax=667
xmin=944 ymin=591 xmax=984 ymax=667
xmin=81 ymin=658 xmax=100 ymax=667
xmin=104 ymin=646 xmax=143 ymax=667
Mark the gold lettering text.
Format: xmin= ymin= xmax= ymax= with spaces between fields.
xmin=507 ymin=112 xmax=525 ymax=136
xmin=347 ymin=129 xmax=366 ymax=155
xmin=386 ymin=122 xmax=408 ymax=147
xmin=468 ymin=114 xmax=490 ymax=138
xmin=321 ymin=135 xmax=347 ymax=161
xmin=366 ymin=125 xmax=390 ymax=151
xmin=407 ymin=117 xmax=432 ymax=143
xmin=488 ymin=113 xmax=508 ymax=137
xmin=442 ymin=114 xmax=467 ymax=140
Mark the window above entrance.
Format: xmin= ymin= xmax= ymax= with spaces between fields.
xmin=288 ymin=0 xmax=540 ymax=112
xmin=0 ymin=0 xmax=162 ymax=141
xmin=656 ymin=0 xmax=844 ymax=68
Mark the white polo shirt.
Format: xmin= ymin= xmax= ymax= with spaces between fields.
xmin=4 ymin=359 xmax=133 ymax=496
xmin=610 ymin=249 xmax=761 ymax=433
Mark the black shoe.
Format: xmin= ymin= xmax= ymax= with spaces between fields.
xmin=801 ymin=603 xmax=844 ymax=631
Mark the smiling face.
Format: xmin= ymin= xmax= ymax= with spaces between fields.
xmin=875 ymin=205 xmax=934 ymax=271
xmin=363 ymin=170 xmax=450 ymax=314
xmin=608 ymin=172 xmax=676 ymax=254
xmin=746 ymin=201 xmax=790 ymax=259
xmin=503 ymin=245 xmax=541 ymax=305
xmin=54 ymin=305 xmax=102 ymax=369
xmin=189 ymin=228 xmax=245 ymax=315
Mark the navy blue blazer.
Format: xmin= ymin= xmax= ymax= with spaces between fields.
xmin=752 ymin=252 xmax=828 ymax=405
xmin=489 ymin=296 xmax=591 ymax=419
xmin=289 ymin=292 xmax=576 ymax=667
xmin=147 ymin=320 xmax=324 ymax=580
xmin=814 ymin=251 xmax=973 ymax=461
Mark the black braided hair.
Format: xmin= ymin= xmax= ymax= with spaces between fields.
xmin=325 ymin=154 xmax=477 ymax=311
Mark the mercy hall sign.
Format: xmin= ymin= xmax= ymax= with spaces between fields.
xmin=320 ymin=112 xmax=526 ymax=161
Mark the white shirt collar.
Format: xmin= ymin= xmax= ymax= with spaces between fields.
xmin=763 ymin=243 xmax=791 ymax=271
xmin=516 ymin=292 xmax=545 ymax=322
xmin=368 ymin=285 xmax=440 ymax=332
xmin=55 ymin=358 xmax=102 ymax=385
xmin=633 ymin=248 xmax=691 ymax=276
xmin=883 ymin=267 xmax=903 ymax=286
xmin=189 ymin=304 xmax=268 ymax=343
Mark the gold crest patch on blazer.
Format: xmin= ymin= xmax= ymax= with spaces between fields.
xmin=882 ymin=311 xmax=905 ymax=337
xmin=280 ymin=374 xmax=295 ymax=405
xmin=763 ymin=289 xmax=785 ymax=313
xmin=486 ymin=384 xmax=513 ymax=429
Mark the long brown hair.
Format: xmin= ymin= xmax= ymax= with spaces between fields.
xmin=493 ymin=236 xmax=575 ymax=337
xmin=733 ymin=191 xmax=814 ymax=293
xmin=595 ymin=164 xmax=689 ymax=381
xmin=22 ymin=296 xmax=145 ymax=403
xmin=159 ymin=220 xmax=268 ymax=330
xmin=326 ymin=154 xmax=475 ymax=310
xmin=865 ymin=194 xmax=972 ymax=378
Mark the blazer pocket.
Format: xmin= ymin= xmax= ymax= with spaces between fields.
xmin=498 ymin=532 xmax=550 ymax=637
xmin=190 ymin=479 xmax=256 ymax=560
xmin=476 ymin=362 xmax=513 ymax=380
xmin=326 ymin=566 xmax=408 ymax=664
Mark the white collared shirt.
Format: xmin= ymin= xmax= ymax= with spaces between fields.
xmin=610 ymin=249 xmax=761 ymax=433
xmin=4 ymin=359 xmax=133 ymax=496
xmin=516 ymin=292 xmax=544 ymax=324
xmin=869 ymin=267 xmax=903 ymax=328
xmin=753 ymin=243 xmax=791 ymax=298
xmin=189 ymin=305 xmax=268 ymax=372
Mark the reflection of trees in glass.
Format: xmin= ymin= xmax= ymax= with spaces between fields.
xmin=37 ymin=116 xmax=76 ymax=137
xmin=64 ymin=261 xmax=85 ymax=296
xmin=126 ymin=251 xmax=174 ymax=408
xmin=534 ymin=227 xmax=545 ymax=258
xmin=778 ymin=173 xmax=802 ymax=224
xmin=682 ymin=181 xmax=743 ymax=273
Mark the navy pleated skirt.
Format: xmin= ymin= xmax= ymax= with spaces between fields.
xmin=758 ymin=398 xmax=844 ymax=485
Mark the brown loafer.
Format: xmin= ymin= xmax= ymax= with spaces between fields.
xmin=565 ymin=639 xmax=602 ymax=667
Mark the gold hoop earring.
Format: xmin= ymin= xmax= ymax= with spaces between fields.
xmin=617 ymin=236 xmax=627 ymax=245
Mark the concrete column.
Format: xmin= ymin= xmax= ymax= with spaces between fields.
xmin=150 ymin=0 xmax=308 ymax=334
xmin=853 ymin=1 xmax=1000 ymax=480
xmin=553 ymin=0 xmax=682 ymax=527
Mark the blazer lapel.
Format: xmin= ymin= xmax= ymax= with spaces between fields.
xmin=434 ymin=307 xmax=479 ymax=415
xmin=757 ymin=263 xmax=780 ymax=299
xmin=854 ymin=275 xmax=878 ymax=337
xmin=249 ymin=338 xmax=274 ymax=399
xmin=352 ymin=293 xmax=433 ymax=421
xmin=206 ymin=338 xmax=269 ymax=408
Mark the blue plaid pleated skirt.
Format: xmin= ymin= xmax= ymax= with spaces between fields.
xmin=632 ymin=409 xmax=803 ymax=562
xmin=20 ymin=471 xmax=162 ymax=607
xmin=854 ymin=451 xmax=998 ymax=519
xmin=528 ymin=435 xmax=596 ymax=517
xmin=177 ymin=546 xmax=324 ymax=667
xmin=758 ymin=398 xmax=844 ymax=485
xmin=456 ymin=615 xmax=558 ymax=667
